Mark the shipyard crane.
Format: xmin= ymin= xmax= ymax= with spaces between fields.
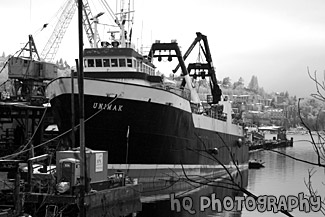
xmin=40 ymin=0 xmax=134 ymax=62
xmin=40 ymin=0 xmax=101 ymax=62
xmin=40 ymin=0 xmax=75 ymax=62
xmin=81 ymin=0 xmax=101 ymax=48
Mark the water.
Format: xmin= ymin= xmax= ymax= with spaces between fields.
xmin=138 ymin=134 xmax=324 ymax=217
xmin=242 ymin=134 xmax=325 ymax=217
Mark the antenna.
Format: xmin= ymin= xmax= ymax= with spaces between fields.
xmin=140 ymin=20 xmax=143 ymax=54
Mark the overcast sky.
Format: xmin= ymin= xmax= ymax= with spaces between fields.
xmin=1 ymin=0 xmax=325 ymax=98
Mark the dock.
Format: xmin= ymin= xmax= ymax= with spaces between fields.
xmin=247 ymin=126 xmax=294 ymax=152
xmin=21 ymin=184 xmax=142 ymax=216
xmin=249 ymin=137 xmax=293 ymax=151
xmin=0 ymin=154 xmax=142 ymax=216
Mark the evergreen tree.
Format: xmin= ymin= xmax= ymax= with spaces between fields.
xmin=238 ymin=77 xmax=244 ymax=85
xmin=258 ymin=87 xmax=265 ymax=97
xmin=64 ymin=60 xmax=70 ymax=69
xmin=248 ymin=75 xmax=259 ymax=92
xmin=233 ymin=77 xmax=244 ymax=89
xmin=222 ymin=77 xmax=231 ymax=88
xmin=59 ymin=58 xmax=64 ymax=67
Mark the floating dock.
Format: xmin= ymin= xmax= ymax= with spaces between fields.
xmin=249 ymin=137 xmax=293 ymax=151
xmin=21 ymin=184 xmax=142 ymax=217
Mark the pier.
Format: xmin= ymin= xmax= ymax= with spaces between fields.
xmin=0 ymin=152 xmax=142 ymax=216
xmin=249 ymin=137 xmax=294 ymax=151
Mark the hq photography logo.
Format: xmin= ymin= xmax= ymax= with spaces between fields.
xmin=170 ymin=193 xmax=322 ymax=214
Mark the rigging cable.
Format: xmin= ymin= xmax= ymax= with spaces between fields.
xmin=33 ymin=0 xmax=70 ymax=36
xmin=6 ymin=106 xmax=49 ymax=160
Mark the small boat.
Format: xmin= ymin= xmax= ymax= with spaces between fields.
xmin=249 ymin=159 xmax=265 ymax=169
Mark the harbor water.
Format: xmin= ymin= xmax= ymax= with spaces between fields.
xmin=242 ymin=133 xmax=324 ymax=217
xmin=138 ymin=134 xmax=324 ymax=217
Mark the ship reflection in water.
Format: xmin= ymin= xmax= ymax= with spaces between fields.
xmin=138 ymin=169 xmax=248 ymax=217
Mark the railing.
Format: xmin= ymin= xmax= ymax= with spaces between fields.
xmin=165 ymin=85 xmax=191 ymax=101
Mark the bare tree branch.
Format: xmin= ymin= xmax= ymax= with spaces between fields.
xmin=298 ymin=98 xmax=322 ymax=165
xmin=304 ymin=168 xmax=325 ymax=215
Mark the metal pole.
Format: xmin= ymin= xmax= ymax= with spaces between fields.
xmin=93 ymin=18 xmax=98 ymax=48
xmin=14 ymin=165 xmax=21 ymax=215
xmin=71 ymin=70 xmax=75 ymax=149
xmin=77 ymin=0 xmax=86 ymax=215
xmin=126 ymin=125 xmax=129 ymax=165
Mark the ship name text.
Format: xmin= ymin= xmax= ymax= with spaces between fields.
xmin=93 ymin=103 xmax=123 ymax=112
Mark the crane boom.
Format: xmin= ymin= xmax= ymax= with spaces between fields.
xmin=40 ymin=0 xmax=76 ymax=62
xmin=173 ymin=32 xmax=222 ymax=103
xmin=40 ymin=0 xmax=101 ymax=62
xmin=81 ymin=0 xmax=101 ymax=48
xmin=173 ymin=32 xmax=208 ymax=74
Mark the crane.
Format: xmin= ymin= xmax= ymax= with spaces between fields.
xmin=40 ymin=0 xmax=101 ymax=62
xmin=40 ymin=0 xmax=135 ymax=62
xmin=173 ymin=32 xmax=222 ymax=104
xmin=40 ymin=0 xmax=76 ymax=62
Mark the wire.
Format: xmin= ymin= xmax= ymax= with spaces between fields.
xmin=9 ymin=107 xmax=49 ymax=159
xmin=33 ymin=0 xmax=70 ymax=36
xmin=0 ymin=49 xmax=22 ymax=74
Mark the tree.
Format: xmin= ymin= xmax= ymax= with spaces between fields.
xmin=238 ymin=77 xmax=244 ymax=85
xmin=64 ymin=60 xmax=70 ymax=69
xmin=247 ymin=75 xmax=259 ymax=92
xmin=233 ymin=77 xmax=244 ymax=90
xmin=222 ymin=77 xmax=231 ymax=88
xmin=270 ymin=98 xmax=276 ymax=108
xmin=257 ymin=87 xmax=266 ymax=97
xmin=57 ymin=58 xmax=64 ymax=69
xmin=1 ymin=52 xmax=5 ymax=58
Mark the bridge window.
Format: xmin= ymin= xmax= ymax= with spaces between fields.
xmin=111 ymin=59 xmax=118 ymax=67
xmin=133 ymin=60 xmax=136 ymax=68
xmin=119 ymin=58 xmax=126 ymax=67
xmin=127 ymin=59 xmax=132 ymax=67
xmin=95 ymin=59 xmax=102 ymax=67
xmin=87 ymin=59 xmax=94 ymax=67
xmin=137 ymin=61 xmax=140 ymax=70
xmin=103 ymin=59 xmax=110 ymax=67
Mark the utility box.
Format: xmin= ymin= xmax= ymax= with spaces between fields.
xmin=57 ymin=158 xmax=80 ymax=185
xmin=56 ymin=149 xmax=108 ymax=184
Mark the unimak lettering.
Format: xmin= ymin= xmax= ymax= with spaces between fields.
xmin=93 ymin=103 xmax=123 ymax=111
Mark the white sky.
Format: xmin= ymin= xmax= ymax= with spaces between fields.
xmin=1 ymin=0 xmax=325 ymax=98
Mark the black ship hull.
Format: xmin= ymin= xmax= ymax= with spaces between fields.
xmin=47 ymin=77 xmax=248 ymax=196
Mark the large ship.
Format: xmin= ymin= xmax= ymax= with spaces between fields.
xmin=46 ymin=3 xmax=248 ymax=199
